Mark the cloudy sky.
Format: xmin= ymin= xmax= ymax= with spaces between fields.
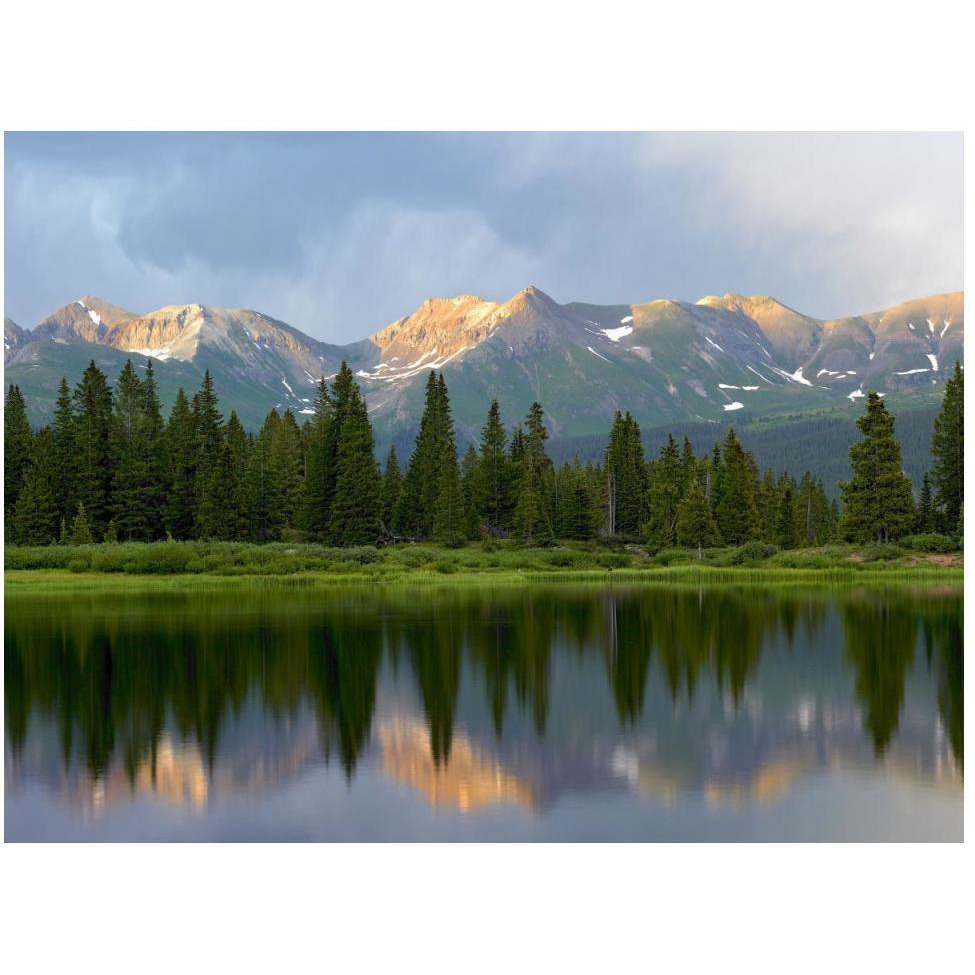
xmin=4 ymin=132 xmax=962 ymax=343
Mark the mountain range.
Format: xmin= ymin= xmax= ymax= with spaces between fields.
xmin=5 ymin=287 xmax=963 ymax=458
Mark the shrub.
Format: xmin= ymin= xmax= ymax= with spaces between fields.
xmin=899 ymin=533 xmax=958 ymax=554
xmin=67 ymin=558 xmax=89 ymax=573
xmin=434 ymin=560 xmax=459 ymax=574
xmin=126 ymin=543 xmax=194 ymax=574
xmin=332 ymin=546 xmax=383 ymax=565
xmin=859 ymin=543 xmax=906 ymax=562
xmin=653 ymin=548 xmax=695 ymax=566
xmin=392 ymin=547 xmax=437 ymax=568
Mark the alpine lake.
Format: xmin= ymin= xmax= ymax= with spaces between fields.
xmin=4 ymin=581 xmax=962 ymax=841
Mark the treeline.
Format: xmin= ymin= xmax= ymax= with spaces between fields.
xmin=3 ymin=357 xmax=964 ymax=550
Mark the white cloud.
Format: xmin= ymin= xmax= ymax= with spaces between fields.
xmin=638 ymin=132 xmax=962 ymax=315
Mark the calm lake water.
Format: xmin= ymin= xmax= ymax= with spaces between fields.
xmin=4 ymin=583 xmax=963 ymax=841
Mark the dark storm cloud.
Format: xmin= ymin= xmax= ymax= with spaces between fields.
xmin=4 ymin=132 xmax=962 ymax=341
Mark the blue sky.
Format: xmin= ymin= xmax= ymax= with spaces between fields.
xmin=4 ymin=132 xmax=962 ymax=343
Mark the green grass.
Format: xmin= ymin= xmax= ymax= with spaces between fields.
xmin=3 ymin=538 xmax=962 ymax=592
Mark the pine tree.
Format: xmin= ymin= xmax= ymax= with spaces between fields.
xmin=432 ymin=375 xmax=466 ymax=546
xmin=796 ymin=471 xmax=834 ymax=545
xmin=191 ymin=369 xmax=224 ymax=528
xmin=513 ymin=402 xmax=554 ymax=545
xmin=225 ymin=411 xmax=251 ymax=486
xmin=381 ymin=445 xmax=403 ymax=534
xmin=776 ymin=481 xmax=799 ymax=549
xmin=472 ymin=400 xmax=514 ymax=535
xmin=12 ymin=451 xmax=59 ymax=545
xmin=646 ymin=434 xmax=682 ymax=550
xmin=163 ymin=389 xmax=197 ymax=540
xmin=51 ymin=377 xmax=76 ymax=524
xmin=604 ymin=412 xmax=646 ymax=537
xmin=71 ymin=361 xmax=114 ymax=537
xmin=302 ymin=378 xmax=335 ymax=540
xmin=712 ymin=428 xmax=759 ymax=545
xmin=139 ymin=361 xmax=167 ymax=539
xmin=676 ymin=476 xmax=720 ymax=558
xmin=328 ymin=380 xmax=381 ymax=546
xmin=930 ymin=360 xmax=963 ymax=534
xmin=397 ymin=372 xmax=445 ymax=538
xmin=4 ymin=384 xmax=33 ymax=530
xmin=916 ymin=473 xmax=935 ymax=534
xmin=197 ymin=437 xmax=248 ymax=540
xmin=273 ymin=409 xmax=305 ymax=531
xmin=110 ymin=360 xmax=164 ymax=541
xmin=69 ymin=501 xmax=95 ymax=545
xmin=245 ymin=413 xmax=286 ymax=542
xmin=840 ymin=392 xmax=916 ymax=544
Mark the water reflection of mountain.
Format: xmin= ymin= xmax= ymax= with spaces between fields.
xmin=4 ymin=586 xmax=963 ymax=816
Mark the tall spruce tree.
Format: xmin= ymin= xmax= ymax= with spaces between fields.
xmin=604 ymin=412 xmax=646 ymax=537
xmin=4 ymin=384 xmax=33 ymax=530
xmin=11 ymin=430 xmax=59 ymax=546
xmin=840 ymin=392 xmax=916 ymax=544
xmin=197 ymin=436 xmax=248 ymax=540
xmin=513 ymin=402 xmax=554 ymax=544
xmin=302 ymin=378 xmax=335 ymax=540
xmin=646 ymin=434 xmax=682 ymax=550
xmin=397 ymin=372 xmax=445 ymax=538
xmin=930 ymin=360 xmax=963 ymax=534
xmin=328 ymin=379 xmax=381 ymax=546
xmin=274 ymin=409 xmax=304 ymax=531
xmin=51 ymin=377 xmax=75 ymax=524
xmin=71 ymin=361 xmax=114 ymax=538
xmin=916 ymin=473 xmax=935 ymax=534
xmin=163 ymin=389 xmax=197 ymax=540
xmin=381 ymin=445 xmax=403 ymax=534
xmin=245 ymin=412 xmax=287 ymax=542
xmin=432 ymin=375 xmax=466 ymax=546
xmin=109 ymin=360 xmax=165 ymax=541
xmin=676 ymin=475 xmax=720 ymax=558
xmin=712 ymin=428 xmax=759 ymax=545
xmin=191 ymin=369 xmax=224 ymax=530
xmin=472 ymin=400 xmax=513 ymax=536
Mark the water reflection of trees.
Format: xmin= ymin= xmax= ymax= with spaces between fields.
xmin=4 ymin=586 xmax=962 ymax=786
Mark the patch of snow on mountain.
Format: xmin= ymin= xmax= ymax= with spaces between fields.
xmin=281 ymin=378 xmax=295 ymax=395
xmin=895 ymin=368 xmax=930 ymax=375
xmin=908 ymin=323 xmax=915 ymax=330
xmin=718 ymin=384 xmax=740 ymax=389
xmin=927 ymin=319 xmax=936 ymax=333
xmin=705 ymin=336 xmax=724 ymax=352
xmin=742 ymin=386 xmax=759 ymax=391
xmin=746 ymin=365 xmax=775 ymax=385
xmin=619 ymin=315 xmax=634 ymax=324
xmin=723 ymin=402 xmax=744 ymax=411
xmin=587 ymin=346 xmax=611 ymax=363
xmin=601 ymin=325 xmax=633 ymax=342
xmin=926 ymin=354 xmax=939 ymax=371
xmin=299 ymin=408 xmax=315 ymax=415
xmin=405 ymin=349 xmax=437 ymax=369
xmin=847 ymin=388 xmax=865 ymax=400
xmin=869 ymin=352 xmax=875 ymax=360
xmin=772 ymin=366 xmax=812 ymax=386
xmin=87 ymin=309 xmax=101 ymax=326
xmin=941 ymin=320 xmax=951 ymax=337
xmin=129 ymin=347 xmax=173 ymax=361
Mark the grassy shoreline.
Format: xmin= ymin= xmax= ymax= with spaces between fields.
xmin=5 ymin=562 xmax=963 ymax=594
xmin=4 ymin=539 xmax=962 ymax=593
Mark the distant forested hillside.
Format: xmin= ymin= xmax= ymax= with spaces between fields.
xmin=549 ymin=404 xmax=940 ymax=498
